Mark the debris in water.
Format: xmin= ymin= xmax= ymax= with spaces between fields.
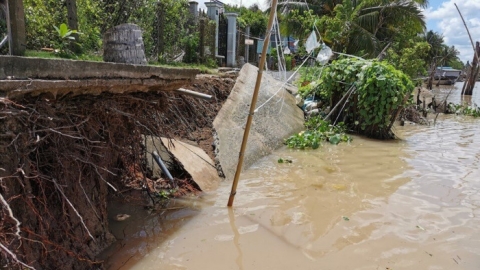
xmin=342 ymin=216 xmax=350 ymax=221
xmin=332 ymin=184 xmax=347 ymax=191
xmin=278 ymin=158 xmax=293 ymax=163
xmin=115 ymin=214 xmax=131 ymax=221
xmin=416 ymin=225 xmax=425 ymax=230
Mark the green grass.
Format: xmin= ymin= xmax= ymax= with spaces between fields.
xmin=24 ymin=50 xmax=103 ymax=62
xmin=23 ymin=50 xmax=217 ymax=73
xmin=24 ymin=50 xmax=62 ymax=59
xmin=148 ymin=61 xmax=218 ymax=74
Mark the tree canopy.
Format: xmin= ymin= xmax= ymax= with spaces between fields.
xmin=265 ymin=0 xmax=463 ymax=78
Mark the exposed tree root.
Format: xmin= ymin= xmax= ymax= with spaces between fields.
xmin=0 ymin=75 xmax=235 ymax=269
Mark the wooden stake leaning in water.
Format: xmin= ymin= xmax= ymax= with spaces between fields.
xmin=227 ymin=0 xmax=278 ymax=207
xmin=454 ymin=3 xmax=478 ymax=61
xmin=454 ymin=3 xmax=479 ymax=95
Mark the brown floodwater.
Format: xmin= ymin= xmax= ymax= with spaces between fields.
xmin=103 ymin=83 xmax=480 ymax=270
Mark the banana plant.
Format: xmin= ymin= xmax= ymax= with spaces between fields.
xmin=53 ymin=23 xmax=80 ymax=56
xmin=54 ymin=23 xmax=77 ymax=40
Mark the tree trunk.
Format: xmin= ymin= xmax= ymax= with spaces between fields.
xmin=7 ymin=0 xmax=26 ymax=55
xmin=462 ymin=41 xmax=480 ymax=96
xmin=103 ymin=23 xmax=147 ymax=65
xmin=66 ymin=0 xmax=80 ymax=53
xmin=156 ymin=1 xmax=166 ymax=59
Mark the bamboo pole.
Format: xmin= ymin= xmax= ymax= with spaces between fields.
xmin=455 ymin=3 xmax=479 ymax=96
xmin=227 ymin=0 xmax=278 ymax=207
xmin=454 ymin=3 xmax=478 ymax=62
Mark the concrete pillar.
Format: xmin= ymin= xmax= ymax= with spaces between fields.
xmin=205 ymin=2 xmax=222 ymax=56
xmin=244 ymin=26 xmax=250 ymax=63
xmin=189 ymin=1 xmax=199 ymax=19
xmin=7 ymin=0 xmax=26 ymax=55
xmin=225 ymin=13 xmax=238 ymax=67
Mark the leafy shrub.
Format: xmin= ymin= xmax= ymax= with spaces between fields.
xmin=446 ymin=103 xmax=480 ymax=117
xmin=285 ymin=55 xmax=292 ymax=71
xmin=308 ymin=58 xmax=413 ymax=139
xmin=182 ymin=33 xmax=200 ymax=64
xmin=52 ymin=23 xmax=79 ymax=56
xmin=24 ymin=0 xmax=65 ymax=49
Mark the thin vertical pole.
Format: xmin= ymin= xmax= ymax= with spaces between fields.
xmin=66 ymin=0 xmax=80 ymax=53
xmin=7 ymin=0 xmax=26 ymax=55
xmin=227 ymin=0 xmax=278 ymax=207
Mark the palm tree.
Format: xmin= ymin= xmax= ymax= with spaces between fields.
xmin=266 ymin=0 xmax=427 ymax=57
xmin=424 ymin=30 xmax=444 ymax=64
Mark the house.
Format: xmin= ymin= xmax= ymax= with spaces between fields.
xmin=434 ymin=66 xmax=462 ymax=80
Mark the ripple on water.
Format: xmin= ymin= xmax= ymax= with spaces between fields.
xmin=106 ymin=101 xmax=480 ymax=269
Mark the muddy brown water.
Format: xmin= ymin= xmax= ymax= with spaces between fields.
xmin=102 ymin=83 xmax=480 ymax=270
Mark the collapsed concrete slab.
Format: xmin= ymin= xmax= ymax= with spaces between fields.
xmin=144 ymin=136 xmax=220 ymax=192
xmin=213 ymin=63 xmax=304 ymax=181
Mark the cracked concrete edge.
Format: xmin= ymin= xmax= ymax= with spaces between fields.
xmin=0 ymin=56 xmax=198 ymax=81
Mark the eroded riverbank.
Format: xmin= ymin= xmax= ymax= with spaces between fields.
xmin=103 ymin=102 xmax=480 ymax=270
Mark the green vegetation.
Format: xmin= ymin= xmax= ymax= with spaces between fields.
xmin=226 ymin=4 xmax=268 ymax=37
xmin=446 ymin=103 xmax=480 ymax=117
xmin=272 ymin=0 xmax=426 ymax=58
xmin=277 ymin=158 xmax=293 ymax=163
xmin=52 ymin=23 xmax=80 ymax=56
xmin=20 ymin=0 xmax=215 ymax=67
xmin=24 ymin=49 xmax=103 ymax=61
xmin=285 ymin=117 xmax=351 ymax=149
xmin=298 ymin=58 xmax=413 ymax=139
xmin=386 ymin=39 xmax=430 ymax=80
xmin=270 ymin=0 xmax=463 ymax=80
xmin=156 ymin=188 xmax=178 ymax=199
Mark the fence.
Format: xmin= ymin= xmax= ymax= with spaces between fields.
xmin=0 ymin=0 xmax=9 ymax=55
xmin=2 ymin=0 xmax=255 ymax=67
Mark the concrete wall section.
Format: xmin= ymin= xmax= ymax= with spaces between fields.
xmin=213 ymin=63 xmax=304 ymax=181
xmin=0 ymin=56 xmax=198 ymax=80
xmin=0 ymin=56 xmax=198 ymax=98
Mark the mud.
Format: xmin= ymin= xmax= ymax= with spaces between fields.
xmin=0 ymin=74 xmax=236 ymax=269
xmin=102 ymin=83 xmax=480 ymax=270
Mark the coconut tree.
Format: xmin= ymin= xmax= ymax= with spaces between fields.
xmin=424 ymin=30 xmax=444 ymax=64
xmin=322 ymin=0 xmax=426 ymax=56
xmin=266 ymin=0 xmax=427 ymax=57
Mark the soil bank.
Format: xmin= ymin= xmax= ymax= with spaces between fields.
xmin=0 ymin=74 xmax=235 ymax=269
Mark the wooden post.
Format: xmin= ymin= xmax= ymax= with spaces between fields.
xmin=7 ymin=0 xmax=26 ymax=55
xmin=199 ymin=18 xmax=205 ymax=63
xmin=156 ymin=1 xmax=165 ymax=59
xmin=66 ymin=0 xmax=80 ymax=53
xmin=427 ymin=61 xmax=437 ymax=90
xmin=462 ymin=41 xmax=480 ymax=96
